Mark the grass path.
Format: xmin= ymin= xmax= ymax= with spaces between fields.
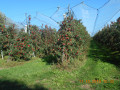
xmin=0 ymin=40 xmax=120 ymax=90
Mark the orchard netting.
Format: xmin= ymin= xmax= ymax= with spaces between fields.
xmin=19 ymin=0 xmax=120 ymax=36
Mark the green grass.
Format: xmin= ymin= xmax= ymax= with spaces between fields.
xmin=0 ymin=56 xmax=27 ymax=69
xmin=0 ymin=40 xmax=120 ymax=90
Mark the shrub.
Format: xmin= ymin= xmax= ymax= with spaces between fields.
xmin=8 ymin=25 xmax=58 ymax=61
xmin=41 ymin=25 xmax=58 ymax=56
xmin=51 ymin=16 xmax=91 ymax=64
xmin=0 ymin=25 xmax=17 ymax=56
xmin=93 ymin=17 xmax=120 ymax=51
xmin=9 ymin=32 xmax=33 ymax=60
xmin=0 ymin=14 xmax=91 ymax=63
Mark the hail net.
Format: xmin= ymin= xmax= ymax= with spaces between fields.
xmin=29 ymin=0 xmax=120 ymax=36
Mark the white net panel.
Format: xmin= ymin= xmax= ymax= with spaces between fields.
xmin=32 ymin=13 xmax=59 ymax=29
xmin=50 ymin=8 xmax=68 ymax=23
xmin=93 ymin=0 xmax=120 ymax=35
xmin=72 ymin=2 xmax=97 ymax=35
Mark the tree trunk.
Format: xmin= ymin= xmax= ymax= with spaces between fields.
xmin=61 ymin=48 xmax=65 ymax=63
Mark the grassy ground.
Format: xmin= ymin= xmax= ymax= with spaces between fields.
xmin=0 ymin=40 xmax=120 ymax=90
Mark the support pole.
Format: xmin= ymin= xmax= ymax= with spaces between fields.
xmin=1 ymin=50 xmax=3 ymax=59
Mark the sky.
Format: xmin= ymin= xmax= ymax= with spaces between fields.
xmin=0 ymin=0 xmax=88 ymax=22
xmin=0 ymin=0 xmax=120 ymax=35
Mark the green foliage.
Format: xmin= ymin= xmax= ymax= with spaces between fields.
xmin=0 ymin=25 xmax=17 ymax=56
xmin=9 ymin=32 xmax=33 ymax=60
xmin=93 ymin=17 xmax=120 ymax=51
xmin=41 ymin=25 xmax=58 ymax=56
xmin=0 ymin=41 xmax=120 ymax=90
xmin=0 ymin=12 xmax=5 ymax=25
xmin=0 ymin=24 xmax=58 ymax=61
xmin=52 ymin=16 xmax=91 ymax=64
xmin=0 ymin=15 xmax=90 ymax=63
xmin=30 ymin=25 xmax=44 ymax=57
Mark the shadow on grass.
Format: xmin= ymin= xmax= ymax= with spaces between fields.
xmin=87 ymin=40 xmax=120 ymax=68
xmin=42 ymin=55 xmax=58 ymax=65
xmin=0 ymin=79 xmax=48 ymax=90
